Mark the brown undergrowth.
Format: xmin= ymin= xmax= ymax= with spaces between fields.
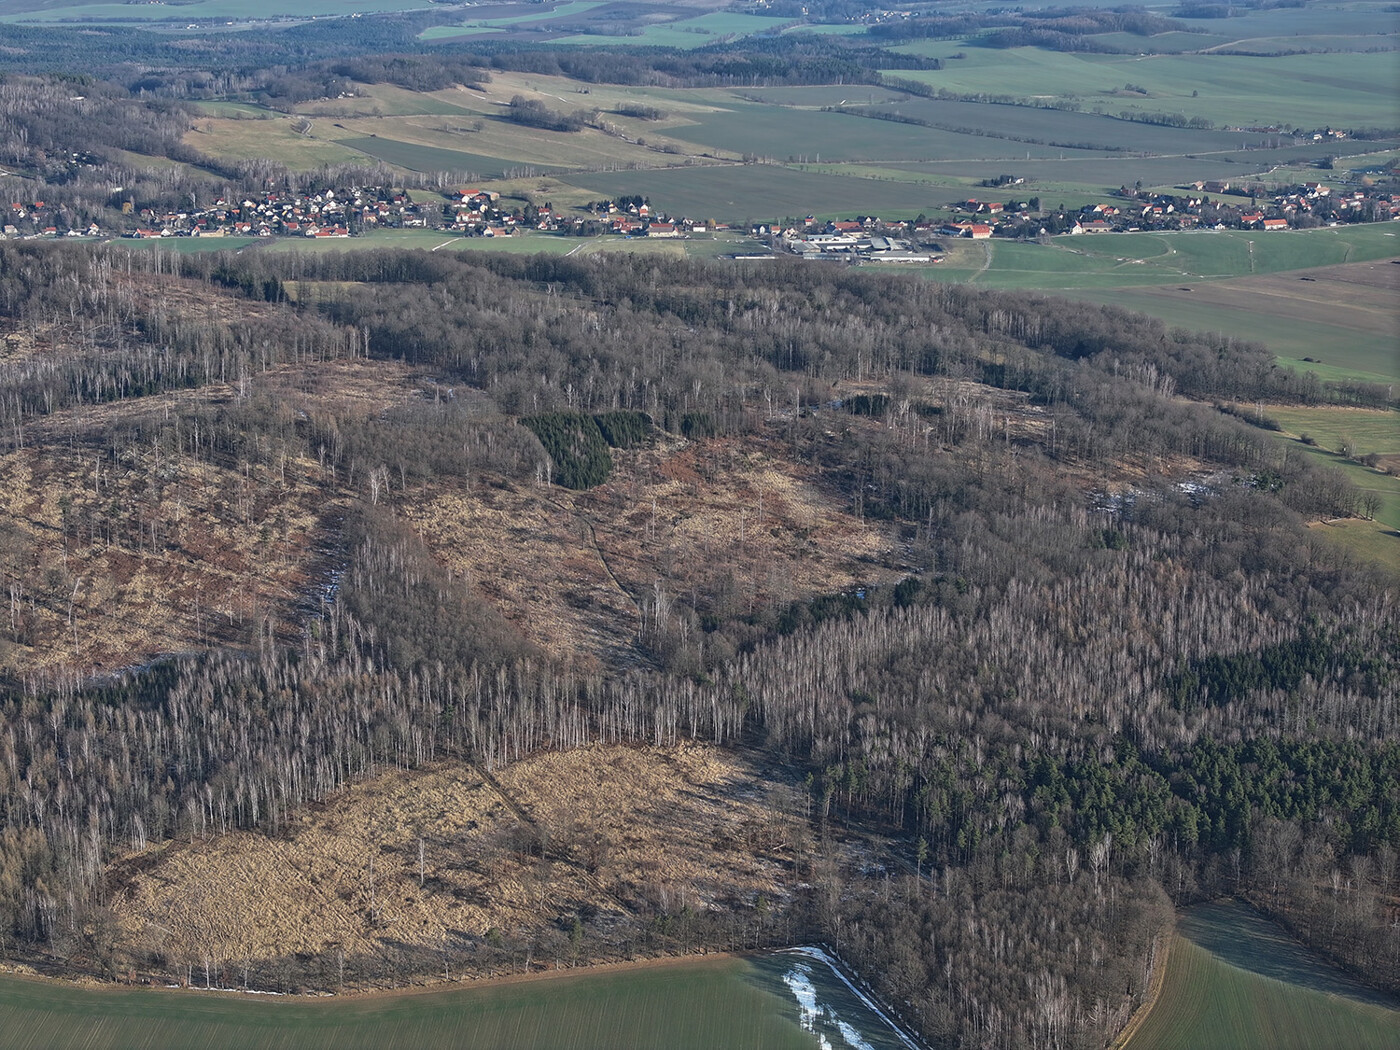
xmin=107 ymin=743 xmax=804 ymax=985
xmin=397 ymin=428 xmax=899 ymax=671
xmin=0 ymin=358 xmax=421 ymax=675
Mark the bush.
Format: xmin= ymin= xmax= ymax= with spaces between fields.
xmin=506 ymin=96 xmax=587 ymax=133
xmin=614 ymin=103 xmax=666 ymax=121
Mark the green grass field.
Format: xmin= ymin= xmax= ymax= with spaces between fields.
xmin=420 ymin=0 xmax=603 ymax=36
xmin=553 ymin=12 xmax=791 ymax=49
xmin=931 ymin=225 xmax=1400 ymax=292
xmin=1264 ymin=408 xmax=1400 ymax=570
xmin=885 ymin=47 xmax=1400 ymax=130
xmin=0 ymin=950 xmax=922 ymax=1050
xmin=1081 ymin=290 xmax=1398 ymax=385
xmin=575 ymin=164 xmax=953 ymax=222
xmin=117 ymin=228 xmax=774 ymax=260
xmin=338 ymin=137 xmax=565 ymax=179
xmin=0 ymin=0 xmax=434 ymax=22
xmin=1264 ymin=406 xmax=1400 ymax=460
xmin=1126 ymin=901 xmax=1400 ymax=1050
xmin=0 ymin=956 xmax=830 ymax=1050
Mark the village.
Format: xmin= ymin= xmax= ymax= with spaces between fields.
xmin=1 ymin=173 xmax=1396 ymax=257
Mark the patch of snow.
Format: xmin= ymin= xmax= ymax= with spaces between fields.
xmin=837 ymin=1019 xmax=875 ymax=1050
xmin=783 ymin=962 xmax=820 ymax=1031
xmin=780 ymin=946 xmax=925 ymax=1050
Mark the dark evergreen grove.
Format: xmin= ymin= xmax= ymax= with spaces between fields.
xmin=0 ymin=242 xmax=1396 ymax=1048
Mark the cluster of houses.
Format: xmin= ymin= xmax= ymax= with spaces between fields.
xmin=1 ymin=186 xmax=430 ymax=241
xmin=3 ymin=172 xmax=1396 ymax=247
xmin=447 ymin=191 xmax=725 ymax=239
xmin=3 ymin=201 xmax=100 ymax=240
xmin=120 ymin=187 xmax=430 ymax=240
xmin=946 ymin=178 xmax=1398 ymax=237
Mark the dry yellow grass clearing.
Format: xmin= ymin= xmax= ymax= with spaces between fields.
xmin=0 ymin=359 xmax=420 ymax=675
xmin=108 ymin=743 xmax=800 ymax=976
xmin=398 ymin=430 xmax=897 ymax=670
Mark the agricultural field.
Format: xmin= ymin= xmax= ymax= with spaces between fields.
xmin=190 ymin=77 xmax=710 ymax=175
xmin=887 ymin=45 xmax=1400 ymax=130
xmin=1124 ymin=900 xmax=1400 ymax=1050
xmin=1084 ymin=256 xmax=1400 ymax=385
xmin=0 ymin=951 xmax=888 ymax=1050
xmin=182 ymin=62 xmax=1400 ymax=221
xmin=926 ymin=224 xmax=1400 ymax=291
xmin=187 ymin=116 xmax=369 ymax=170
xmin=420 ymin=0 xmax=608 ymax=40
xmin=554 ymin=11 xmax=792 ymax=48
xmin=123 ymin=229 xmax=773 ymax=259
xmin=573 ymin=163 xmax=949 ymax=222
xmin=0 ymin=0 xmax=435 ymax=22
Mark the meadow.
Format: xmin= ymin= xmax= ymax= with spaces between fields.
xmin=1084 ymin=257 xmax=1399 ymax=385
xmin=0 ymin=0 xmax=434 ymax=22
xmin=552 ymin=11 xmax=791 ymax=49
xmin=1264 ymin=405 xmax=1400 ymax=460
xmin=0 ymin=950 xmax=914 ymax=1050
xmin=338 ymin=136 xmax=565 ymax=179
xmin=420 ymin=0 xmax=606 ymax=40
xmin=1124 ymin=901 xmax=1400 ymax=1050
xmin=184 ymin=69 xmax=1396 ymax=223
xmin=925 ymin=224 xmax=1400 ymax=292
xmin=574 ymin=163 xmax=951 ymax=222
xmin=1087 ymin=291 xmax=1398 ymax=384
xmin=1264 ymin=405 xmax=1400 ymax=568
xmin=886 ymin=46 xmax=1400 ymax=130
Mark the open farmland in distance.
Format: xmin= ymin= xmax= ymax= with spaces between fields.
xmin=1081 ymin=257 xmax=1400 ymax=385
xmin=884 ymin=46 xmax=1400 ymax=130
xmin=0 ymin=0 xmax=436 ymax=21
xmin=572 ymin=164 xmax=951 ymax=222
xmin=925 ymin=224 xmax=1400 ymax=291
xmin=553 ymin=11 xmax=792 ymax=49
xmin=1124 ymin=900 xmax=1400 ymax=1050
xmin=338 ymin=137 xmax=567 ymax=179
xmin=180 ymin=65 xmax=1400 ymax=221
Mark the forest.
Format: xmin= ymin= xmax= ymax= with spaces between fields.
xmin=0 ymin=240 xmax=1395 ymax=1048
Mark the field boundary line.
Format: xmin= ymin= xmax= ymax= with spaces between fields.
xmin=1111 ymin=928 xmax=1174 ymax=1050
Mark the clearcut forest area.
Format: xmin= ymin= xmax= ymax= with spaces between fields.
xmin=0 ymin=1 xmax=1396 ymax=1049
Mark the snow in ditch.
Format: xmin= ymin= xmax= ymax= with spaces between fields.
xmin=780 ymin=959 xmax=884 ymax=1050
xmin=835 ymin=1020 xmax=875 ymax=1050
xmin=778 ymin=947 xmax=925 ymax=1050
xmin=784 ymin=962 xmax=821 ymax=1031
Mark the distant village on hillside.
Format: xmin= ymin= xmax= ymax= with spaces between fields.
xmin=2 ymin=170 xmax=1396 ymax=258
